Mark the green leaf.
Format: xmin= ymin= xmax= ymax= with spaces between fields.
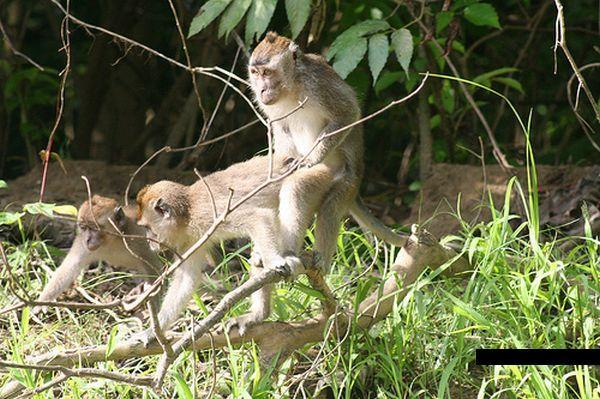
xmin=20 ymin=307 xmax=30 ymax=336
xmin=430 ymin=114 xmax=441 ymax=129
xmin=174 ymin=374 xmax=194 ymax=399
xmin=218 ymin=0 xmax=252 ymax=39
xmin=436 ymin=11 xmax=454 ymax=33
xmin=245 ymin=0 xmax=277 ymax=44
xmin=332 ymin=37 xmax=368 ymax=79
xmin=0 ymin=211 xmax=24 ymax=226
xmin=105 ymin=325 xmax=119 ymax=358
xmin=368 ymin=33 xmax=389 ymax=84
xmin=438 ymin=358 xmax=459 ymax=399
xmin=293 ymin=282 xmax=326 ymax=300
xmin=0 ymin=180 xmax=6 ymax=189
xmin=493 ymin=77 xmax=524 ymax=94
xmin=374 ymin=70 xmax=403 ymax=95
xmin=326 ymin=20 xmax=390 ymax=61
xmin=391 ymin=28 xmax=413 ymax=75
xmin=463 ymin=3 xmax=501 ymax=29
xmin=408 ymin=180 xmax=421 ymax=191
xmin=188 ymin=0 xmax=232 ymax=38
xmin=23 ymin=202 xmax=55 ymax=217
xmin=53 ymin=204 xmax=78 ymax=216
xmin=473 ymin=67 xmax=517 ymax=83
xmin=285 ymin=0 xmax=311 ymax=39
xmin=441 ymin=81 xmax=455 ymax=113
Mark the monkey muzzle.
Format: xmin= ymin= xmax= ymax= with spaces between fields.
xmin=85 ymin=233 xmax=103 ymax=251
xmin=260 ymin=88 xmax=277 ymax=105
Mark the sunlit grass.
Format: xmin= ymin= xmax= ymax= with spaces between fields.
xmin=1 ymin=76 xmax=599 ymax=398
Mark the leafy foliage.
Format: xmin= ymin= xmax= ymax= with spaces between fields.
xmin=285 ymin=0 xmax=311 ymax=39
xmin=463 ymin=3 xmax=501 ymax=28
xmin=391 ymin=28 xmax=413 ymax=76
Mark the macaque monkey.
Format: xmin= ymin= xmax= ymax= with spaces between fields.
xmin=34 ymin=195 xmax=162 ymax=313
xmin=248 ymin=32 xmax=405 ymax=273
xmin=136 ymin=155 xmax=333 ymax=337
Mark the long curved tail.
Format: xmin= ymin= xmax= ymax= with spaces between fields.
xmin=348 ymin=197 xmax=407 ymax=247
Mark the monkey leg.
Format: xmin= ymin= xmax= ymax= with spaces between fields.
xmin=278 ymin=164 xmax=333 ymax=264
xmin=314 ymin=178 xmax=358 ymax=273
xmin=33 ymin=237 xmax=94 ymax=315
xmin=251 ymin=208 xmax=303 ymax=278
xmin=132 ymin=250 xmax=209 ymax=346
xmin=225 ymin=261 xmax=273 ymax=336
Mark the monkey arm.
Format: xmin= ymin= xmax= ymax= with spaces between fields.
xmin=37 ymin=236 xmax=94 ymax=303
xmin=304 ymin=120 xmax=354 ymax=166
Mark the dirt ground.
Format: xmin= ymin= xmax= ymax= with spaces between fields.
xmin=2 ymin=160 xmax=598 ymax=245
xmin=408 ymin=163 xmax=599 ymax=238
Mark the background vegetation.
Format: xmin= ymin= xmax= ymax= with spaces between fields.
xmin=1 ymin=0 xmax=599 ymax=398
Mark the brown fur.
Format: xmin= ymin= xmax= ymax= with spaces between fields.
xmin=248 ymin=32 xmax=407 ymax=274
xmin=250 ymin=31 xmax=291 ymax=65
xmin=135 ymin=155 xmax=331 ymax=337
xmin=34 ymin=195 xmax=162 ymax=314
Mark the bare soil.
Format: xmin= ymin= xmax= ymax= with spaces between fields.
xmin=2 ymin=160 xmax=598 ymax=245
xmin=407 ymin=163 xmax=599 ymax=238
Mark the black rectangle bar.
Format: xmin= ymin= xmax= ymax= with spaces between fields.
xmin=476 ymin=349 xmax=600 ymax=365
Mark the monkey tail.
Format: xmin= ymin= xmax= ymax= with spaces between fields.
xmin=348 ymin=198 xmax=408 ymax=247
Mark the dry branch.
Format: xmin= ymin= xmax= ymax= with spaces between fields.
xmin=0 ymin=226 xmax=471 ymax=399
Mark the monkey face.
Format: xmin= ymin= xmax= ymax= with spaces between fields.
xmin=137 ymin=198 xmax=176 ymax=252
xmin=78 ymin=224 xmax=104 ymax=251
xmin=249 ymin=65 xmax=284 ymax=105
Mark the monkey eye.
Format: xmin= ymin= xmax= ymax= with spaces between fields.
xmin=250 ymin=67 xmax=258 ymax=75
xmin=262 ymin=69 xmax=272 ymax=76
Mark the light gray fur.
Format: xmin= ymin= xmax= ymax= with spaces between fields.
xmin=137 ymin=155 xmax=327 ymax=336
xmin=250 ymin=40 xmax=364 ymax=273
xmin=34 ymin=204 xmax=162 ymax=313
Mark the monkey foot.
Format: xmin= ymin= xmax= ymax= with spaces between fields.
xmin=266 ymin=255 xmax=303 ymax=280
xmin=225 ymin=313 xmax=264 ymax=337
xmin=248 ymin=251 xmax=263 ymax=268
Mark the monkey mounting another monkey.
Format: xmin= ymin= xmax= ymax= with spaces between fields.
xmin=248 ymin=31 xmax=405 ymax=274
xmin=34 ymin=195 xmax=162 ymax=314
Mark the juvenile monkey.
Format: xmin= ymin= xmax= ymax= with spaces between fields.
xmin=34 ymin=195 xmax=162 ymax=313
xmin=136 ymin=155 xmax=333 ymax=336
xmin=248 ymin=32 xmax=404 ymax=272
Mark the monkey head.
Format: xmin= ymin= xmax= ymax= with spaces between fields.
xmin=77 ymin=195 xmax=126 ymax=251
xmin=249 ymin=32 xmax=300 ymax=105
xmin=136 ymin=181 xmax=190 ymax=252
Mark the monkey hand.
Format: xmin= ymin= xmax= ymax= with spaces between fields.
xmin=265 ymin=254 xmax=304 ymax=281
xmin=31 ymin=304 xmax=49 ymax=316
xmin=283 ymin=157 xmax=314 ymax=173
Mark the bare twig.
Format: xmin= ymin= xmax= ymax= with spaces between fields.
xmin=147 ymin=300 xmax=175 ymax=359
xmin=39 ymin=0 xmax=71 ymax=201
xmin=0 ymin=19 xmax=43 ymax=70
xmin=566 ymin=62 xmax=600 ymax=152
xmin=166 ymin=0 xmax=208 ymax=140
xmin=553 ymin=0 xmax=600 ymax=122
xmin=194 ymin=168 xmax=218 ymax=221
xmin=0 ymin=360 xmax=153 ymax=388
xmin=407 ymin=6 xmax=512 ymax=171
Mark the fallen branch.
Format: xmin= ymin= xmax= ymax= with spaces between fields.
xmin=0 ymin=226 xmax=471 ymax=398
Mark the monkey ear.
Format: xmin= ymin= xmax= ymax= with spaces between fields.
xmin=113 ymin=206 xmax=126 ymax=228
xmin=154 ymin=198 xmax=172 ymax=219
xmin=288 ymin=42 xmax=300 ymax=61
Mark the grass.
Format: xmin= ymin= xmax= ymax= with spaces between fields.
xmin=1 ymin=177 xmax=599 ymax=398
xmin=1 ymin=80 xmax=598 ymax=398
